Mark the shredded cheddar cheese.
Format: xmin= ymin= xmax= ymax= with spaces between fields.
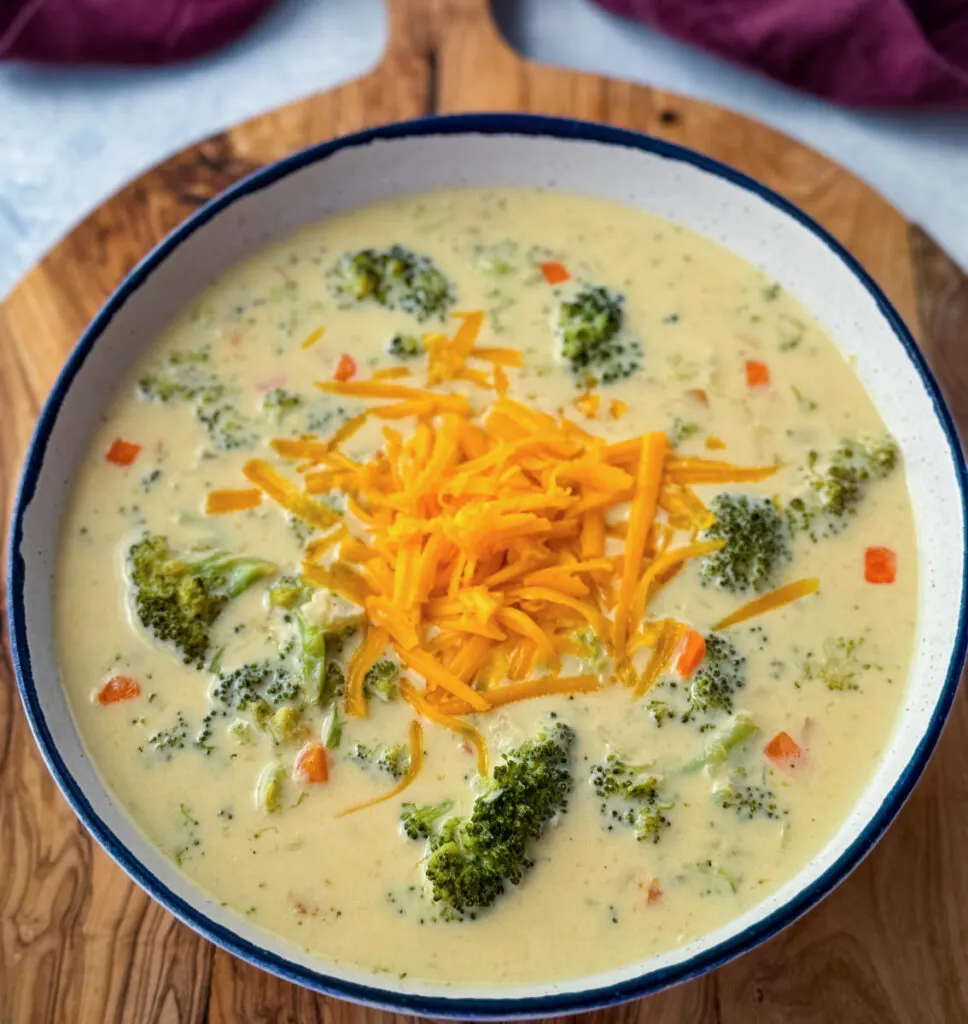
xmin=713 ymin=577 xmax=820 ymax=630
xmin=226 ymin=312 xmax=796 ymax=740
xmin=336 ymin=719 xmax=424 ymax=816
xmin=205 ymin=488 xmax=262 ymax=514
xmin=300 ymin=325 xmax=326 ymax=350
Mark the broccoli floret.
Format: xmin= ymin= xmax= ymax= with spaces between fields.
xmin=129 ymin=534 xmax=277 ymax=666
xmin=195 ymin=709 xmax=218 ymax=752
xmin=378 ymin=745 xmax=409 ymax=778
xmin=364 ymin=659 xmax=400 ymax=702
xmin=556 ymin=285 xmax=642 ymax=385
xmin=800 ymin=636 xmax=874 ymax=691
xmin=327 ymin=245 xmax=454 ymax=322
xmin=695 ymin=858 xmax=740 ymax=894
xmin=590 ymin=756 xmax=661 ymax=801
xmin=350 ymin=742 xmax=410 ymax=780
xmin=137 ymin=349 xmax=256 ymax=450
xmin=590 ymin=755 xmax=673 ymax=844
xmin=684 ymin=634 xmax=746 ymax=720
xmin=213 ymin=666 xmax=303 ymax=746
xmin=646 ymin=699 xmax=674 ymax=727
xmin=137 ymin=348 xmax=217 ymax=404
xmin=324 ymin=661 xmax=346 ymax=702
xmin=262 ymin=388 xmax=302 ymax=423
xmin=401 ymin=800 xmax=454 ymax=840
xmin=329 ymin=249 xmax=382 ymax=303
xmin=212 ymin=661 xmax=300 ymax=713
xmin=670 ymin=418 xmax=702 ymax=447
xmin=422 ymin=723 xmax=575 ymax=917
xmin=265 ymin=705 xmax=306 ymax=746
xmin=388 ymin=332 xmax=424 ymax=358
xmin=714 ymin=778 xmax=786 ymax=821
xmin=394 ymin=251 xmax=453 ymax=322
xmin=700 ymin=494 xmax=790 ymax=593
xmin=787 ymin=436 xmax=898 ymax=539
xmin=194 ymin=400 xmax=255 ymax=451
xmin=682 ymin=713 xmax=759 ymax=773
xmin=217 ymin=664 xmax=271 ymax=709
xmin=148 ymin=712 xmax=188 ymax=755
xmin=473 ymin=239 xmax=518 ymax=276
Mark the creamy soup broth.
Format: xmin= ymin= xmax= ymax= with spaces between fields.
xmin=56 ymin=188 xmax=916 ymax=986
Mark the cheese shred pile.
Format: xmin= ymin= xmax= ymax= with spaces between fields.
xmin=228 ymin=312 xmax=800 ymax=732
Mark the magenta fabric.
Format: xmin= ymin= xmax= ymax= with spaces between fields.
xmin=0 ymin=0 xmax=277 ymax=65
xmin=2 ymin=0 xmax=968 ymax=107
xmin=593 ymin=0 xmax=968 ymax=106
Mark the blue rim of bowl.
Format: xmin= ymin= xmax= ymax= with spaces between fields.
xmin=7 ymin=112 xmax=968 ymax=1019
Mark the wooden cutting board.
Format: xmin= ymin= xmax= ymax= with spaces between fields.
xmin=2 ymin=1 xmax=967 ymax=1021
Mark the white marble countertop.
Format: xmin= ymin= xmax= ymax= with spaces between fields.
xmin=1 ymin=0 xmax=966 ymax=300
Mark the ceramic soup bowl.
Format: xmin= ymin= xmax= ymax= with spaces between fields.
xmin=8 ymin=114 xmax=967 ymax=1019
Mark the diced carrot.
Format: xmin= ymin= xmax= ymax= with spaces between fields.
xmin=647 ymin=877 xmax=662 ymax=904
xmin=106 ymin=439 xmax=141 ymax=467
xmin=865 ymin=546 xmax=897 ymax=584
xmin=705 ymin=436 xmax=727 ymax=451
xmin=745 ymin=360 xmax=770 ymax=388
xmin=675 ymin=629 xmax=706 ymax=678
xmin=295 ymin=743 xmax=329 ymax=784
xmin=96 ymin=675 xmax=141 ymax=705
xmin=334 ymin=353 xmax=357 ymax=381
xmin=539 ymin=261 xmax=570 ymax=285
xmin=205 ymin=488 xmax=262 ymax=514
xmin=764 ymin=730 xmax=803 ymax=766
xmin=685 ymin=388 xmax=709 ymax=407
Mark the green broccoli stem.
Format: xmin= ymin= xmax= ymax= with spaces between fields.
xmin=129 ymin=534 xmax=277 ymax=667
xmin=323 ymin=705 xmax=344 ymax=749
xmin=681 ymin=713 xmax=759 ymax=773
xmin=190 ymin=551 xmax=277 ymax=599
xmin=295 ymin=611 xmax=327 ymax=705
xmin=256 ymin=763 xmax=286 ymax=812
xmin=401 ymin=799 xmax=454 ymax=840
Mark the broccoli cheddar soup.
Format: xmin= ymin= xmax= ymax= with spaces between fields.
xmin=57 ymin=187 xmax=916 ymax=986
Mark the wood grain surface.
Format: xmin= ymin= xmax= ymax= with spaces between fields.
xmin=2 ymin=1 xmax=966 ymax=1021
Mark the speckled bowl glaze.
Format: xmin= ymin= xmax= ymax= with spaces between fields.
xmin=8 ymin=115 xmax=968 ymax=1019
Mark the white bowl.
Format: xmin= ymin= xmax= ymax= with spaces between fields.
xmin=8 ymin=114 xmax=968 ymax=1019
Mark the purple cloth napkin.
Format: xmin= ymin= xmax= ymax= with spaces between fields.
xmin=3 ymin=0 xmax=968 ymax=107
xmin=592 ymin=0 xmax=968 ymax=106
xmin=0 ymin=0 xmax=276 ymax=64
